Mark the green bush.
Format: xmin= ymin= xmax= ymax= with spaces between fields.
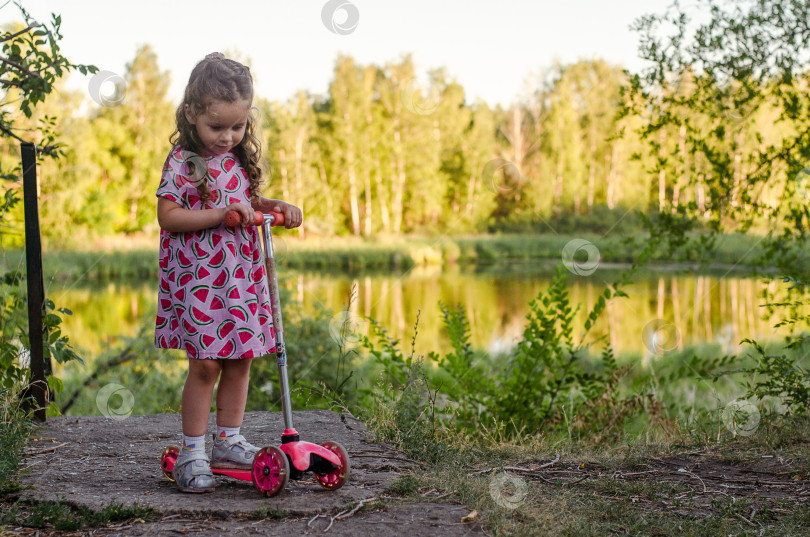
xmin=1 ymin=270 xmax=83 ymax=415
xmin=488 ymin=204 xmax=647 ymax=236
xmin=356 ymin=268 xmax=653 ymax=444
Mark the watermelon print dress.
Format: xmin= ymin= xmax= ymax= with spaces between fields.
xmin=154 ymin=146 xmax=275 ymax=360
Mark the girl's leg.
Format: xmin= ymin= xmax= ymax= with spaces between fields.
xmin=215 ymin=358 xmax=253 ymax=428
xmin=181 ymin=359 xmax=223 ymax=436
xmin=174 ymin=358 xmax=222 ymax=493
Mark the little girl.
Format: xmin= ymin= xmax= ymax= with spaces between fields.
xmin=154 ymin=52 xmax=302 ymax=493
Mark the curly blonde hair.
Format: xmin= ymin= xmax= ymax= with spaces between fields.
xmin=170 ymin=54 xmax=263 ymax=205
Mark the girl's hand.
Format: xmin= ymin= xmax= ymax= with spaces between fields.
xmin=258 ymin=200 xmax=303 ymax=229
xmin=274 ymin=201 xmax=303 ymax=229
xmin=222 ymin=202 xmax=255 ymax=227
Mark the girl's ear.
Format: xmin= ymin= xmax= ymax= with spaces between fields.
xmin=184 ymin=104 xmax=195 ymax=125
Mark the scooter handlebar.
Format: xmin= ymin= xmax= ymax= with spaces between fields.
xmin=224 ymin=210 xmax=285 ymax=227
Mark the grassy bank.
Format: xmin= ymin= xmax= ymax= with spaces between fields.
xmin=373 ymin=412 xmax=810 ymax=536
xmin=0 ymin=232 xmax=790 ymax=281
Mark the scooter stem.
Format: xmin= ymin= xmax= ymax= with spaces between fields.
xmin=260 ymin=216 xmax=295 ymax=433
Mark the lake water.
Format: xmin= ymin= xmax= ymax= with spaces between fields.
xmin=50 ymin=261 xmax=779 ymax=368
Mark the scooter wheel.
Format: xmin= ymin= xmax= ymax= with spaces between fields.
xmin=161 ymin=445 xmax=180 ymax=482
xmin=314 ymin=441 xmax=350 ymax=490
xmin=252 ymin=446 xmax=289 ymax=497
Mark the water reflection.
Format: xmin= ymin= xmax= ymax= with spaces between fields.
xmin=50 ymin=264 xmax=778 ymax=367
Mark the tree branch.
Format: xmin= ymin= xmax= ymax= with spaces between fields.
xmin=0 ymin=56 xmax=45 ymax=80
xmin=0 ymin=78 xmax=24 ymax=88
xmin=0 ymin=23 xmax=42 ymax=44
xmin=0 ymin=122 xmax=57 ymax=156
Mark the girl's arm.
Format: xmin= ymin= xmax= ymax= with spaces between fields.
xmin=157 ymin=197 xmax=255 ymax=232
xmin=251 ymin=197 xmax=303 ymax=229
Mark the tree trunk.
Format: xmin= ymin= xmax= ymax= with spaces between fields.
xmin=511 ymin=107 xmax=524 ymax=168
xmin=658 ymin=129 xmax=667 ymax=211
xmin=672 ymin=123 xmax=687 ymax=212
xmin=278 ymin=148 xmax=290 ymax=202
xmin=348 ymin=160 xmax=360 ymax=236
xmin=364 ymin=166 xmax=372 ymax=237
xmin=587 ymin=123 xmax=596 ymax=210
xmin=374 ymin=151 xmax=390 ymax=233
xmin=552 ymin=114 xmax=564 ymax=215
xmin=344 ymin=114 xmax=360 ymax=236
xmin=392 ymin=121 xmax=407 ymax=234
xmin=606 ymin=144 xmax=617 ymax=209
xmin=318 ymin=160 xmax=335 ymax=231
xmin=294 ymin=129 xmax=306 ymax=238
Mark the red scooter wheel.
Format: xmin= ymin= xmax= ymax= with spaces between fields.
xmin=161 ymin=445 xmax=179 ymax=482
xmin=252 ymin=446 xmax=289 ymax=497
xmin=314 ymin=441 xmax=350 ymax=490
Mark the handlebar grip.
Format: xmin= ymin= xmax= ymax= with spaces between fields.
xmin=224 ymin=210 xmax=285 ymax=227
xmin=225 ymin=210 xmax=263 ymax=227
xmin=267 ymin=211 xmax=284 ymax=226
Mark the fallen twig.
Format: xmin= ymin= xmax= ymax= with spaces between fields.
xmin=537 ymin=453 xmax=561 ymax=469
xmin=24 ymin=442 xmax=69 ymax=456
xmin=563 ymin=476 xmax=588 ymax=486
xmin=337 ymin=496 xmax=382 ymax=520
xmin=471 ymin=453 xmax=561 ymax=475
xmin=349 ymin=454 xmax=417 ymax=464
xmin=307 ymin=513 xmax=329 ymax=529
xmin=309 ymin=496 xmax=388 ymax=533
xmin=419 ymin=489 xmax=456 ymax=499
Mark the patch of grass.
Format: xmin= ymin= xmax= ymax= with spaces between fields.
xmin=359 ymin=399 xmax=810 ymax=537
xmin=0 ymin=389 xmax=30 ymax=494
xmin=249 ymin=506 xmax=290 ymax=520
xmin=1 ymin=499 xmax=154 ymax=531
xmin=396 ymin=461 xmax=810 ymax=536
xmin=386 ymin=475 xmax=421 ymax=496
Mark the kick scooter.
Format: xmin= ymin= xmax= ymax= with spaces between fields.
xmin=161 ymin=211 xmax=350 ymax=496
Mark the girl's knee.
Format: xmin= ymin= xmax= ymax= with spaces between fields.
xmin=222 ymin=358 xmax=253 ymax=376
xmin=188 ymin=359 xmax=222 ymax=385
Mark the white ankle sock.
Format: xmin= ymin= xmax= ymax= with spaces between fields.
xmin=182 ymin=434 xmax=205 ymax=454
xmin=216 ymin=425 xmax=240 ymax=440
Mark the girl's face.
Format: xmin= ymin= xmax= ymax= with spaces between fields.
xmin=185 ymin=98 xmax=251 ymax=156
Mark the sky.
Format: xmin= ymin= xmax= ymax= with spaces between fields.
xmin=5 ymin=0 xmax=675 ymax=107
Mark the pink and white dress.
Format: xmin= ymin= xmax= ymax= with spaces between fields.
xmin=154 ymin=146 xmax=275 ymax=360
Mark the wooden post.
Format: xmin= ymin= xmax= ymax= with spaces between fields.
xmin=21 ymin=142 xmax=49 ymax=422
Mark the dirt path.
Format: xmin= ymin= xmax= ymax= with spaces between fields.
xmin=5 ymin=504 xmax=483 ymax=536
xmin=12 ymin=411 xmax=485 ymax=536
xmin=15 ymin=411 xmax=807 ymax=535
